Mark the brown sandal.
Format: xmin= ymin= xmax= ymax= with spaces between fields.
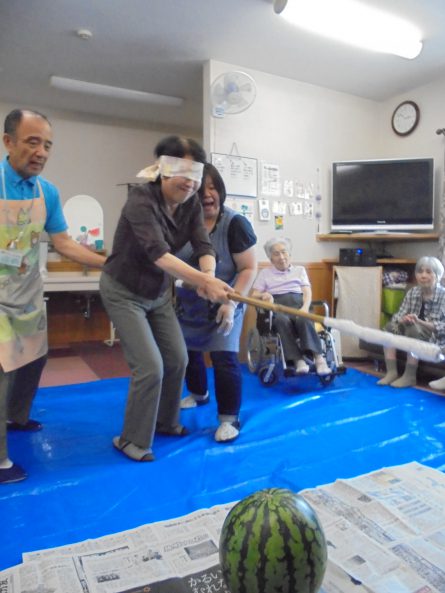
xmin=155 ymin=424 xmax=190 ymax=437
xmin=112 ymin=436 xmax=155 ymax=461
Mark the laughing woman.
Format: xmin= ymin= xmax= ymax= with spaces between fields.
xmin=176 ymin=163 xmax=257 ymax=442
xmin=100 ymin=137 xmax=233 ymax=462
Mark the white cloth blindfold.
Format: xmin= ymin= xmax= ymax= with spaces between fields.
xmin=136 ymin=155 xmax=204 ymax=183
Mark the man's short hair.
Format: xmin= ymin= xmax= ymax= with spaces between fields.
xmin=4 ymin=109 xmax=51 ymax=137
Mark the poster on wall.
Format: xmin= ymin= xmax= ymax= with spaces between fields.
xmin=211 ymin=153 xmax=258 ymax=198
xmin=63 ymin=195 xmax=104 ymax=250
xmin=225 ymin=197 xmax=255 ymax=227
xmin=261 ymin=162 xmax=280 ymax=197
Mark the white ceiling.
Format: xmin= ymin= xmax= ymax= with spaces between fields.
xmin=1 ymin=0 xmax=445 ymax=133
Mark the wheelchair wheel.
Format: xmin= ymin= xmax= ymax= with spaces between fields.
xmin=247 ymin=328 xmax=264 ymax=373
xmin=258 ymin=365 xmax=279 ymax=386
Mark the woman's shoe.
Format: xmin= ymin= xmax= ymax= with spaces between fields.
xmin=180 ymin=392 xmax=209 ymax=409
xmin=7 ymin=419 xmax=42 ymax=432
xmin=112 ymin=436 xmax=155 ymax=461
xmin=429 ymin=376 xmax=445 ymax=390
xmin=315 ymin=359 xmax=331 ymax=376
xmin=155 ymin=423 xmax=190 ymax=436
xmin=215 ymin=421 xmax=240 ymax=443
xmin=0 ymin=463 xmax=27 ymax=484
xmin=296 ymin=359 xmax=310 ymax=374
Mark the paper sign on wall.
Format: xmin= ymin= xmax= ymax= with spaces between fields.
xmin=272 ymin=201 xmax=286 ymax=215
xmin=261 ymin=163 xmax=280 ymax=197
xmin=283 ymin=179 xmax=294 ymax=198
xmin=211 ymin=153 xmax=258 ymax=198
xmin=258 ymin=199 xmax=271 ymax=221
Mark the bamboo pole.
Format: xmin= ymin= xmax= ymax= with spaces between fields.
xmin=229 ymin=293 xmax=444 ymax=364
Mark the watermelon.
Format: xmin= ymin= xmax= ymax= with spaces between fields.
xmin=219 ymin=488 xmax=327 ymax=593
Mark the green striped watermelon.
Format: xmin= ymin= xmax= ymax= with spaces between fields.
xmin=219 ymin=488 xmax=327 ymax=593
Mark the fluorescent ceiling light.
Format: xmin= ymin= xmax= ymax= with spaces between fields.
xmin=50 ymin=76 xmax=184 ymax=107
xmin=273 ymin=0 xmax=423 ymax=60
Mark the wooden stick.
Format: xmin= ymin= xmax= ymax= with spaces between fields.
xmin=228 ymin=293 xmax=323 ymax=323
xmin=229 ymin=293 xmax=443 ymax=363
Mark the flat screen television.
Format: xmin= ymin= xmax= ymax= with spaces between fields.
xmin=331 ymin=157 xmax=434 ymax=232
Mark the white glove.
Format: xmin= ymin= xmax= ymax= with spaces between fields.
xmin=216 ymin=301 xmax=237 ymax=336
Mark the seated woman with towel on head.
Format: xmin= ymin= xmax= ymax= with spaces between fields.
xmin=377 ymin=256 xmax=445 ymax=388
xmin=251 ymin=237 xmax=331 ymax=376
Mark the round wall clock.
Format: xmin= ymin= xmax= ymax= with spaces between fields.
xmin=391 ymin=100 xmax=420 ymax=136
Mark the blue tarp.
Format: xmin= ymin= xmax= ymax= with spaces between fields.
xmin=1 ymin=367 xmax=444 ymax=570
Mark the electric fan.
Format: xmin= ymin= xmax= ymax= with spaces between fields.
xmin=210 ymin=71 xmax=257 ymax=118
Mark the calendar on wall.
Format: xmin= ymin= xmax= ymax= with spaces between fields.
xmin=211 ymin=152 xmax=258 ymax=198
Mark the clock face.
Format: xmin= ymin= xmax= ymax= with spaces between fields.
xmin=392 ymin=101 xmax=419 ymax=136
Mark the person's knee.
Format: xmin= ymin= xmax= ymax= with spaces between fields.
xmin=165 ymin=347 xmax=188 ymax=376
xmin=211 ymin=351 xmax=239 ymax=372
xmin=187 ymin=351 xmax=204 ymax=371
xmin=403 ymin=324 xmax=424 ymax=340
xmin=133 ymin=363 xmax=163 ymax=387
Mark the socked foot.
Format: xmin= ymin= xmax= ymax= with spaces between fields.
xmin=391 ymin=376 xmax=417 ymax=388
xmin=296 ymin=359 xmax=310 ymax=374
xmin=315 ymin=359 xmax=331 ymax=376
xmin=377 ymin=372 xmax=399 ymax=386
xmin=429 ymin=376 xmax=445 ymax=390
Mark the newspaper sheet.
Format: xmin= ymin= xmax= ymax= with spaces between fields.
xmin=2 ymin=461 xmax=445 ymax=593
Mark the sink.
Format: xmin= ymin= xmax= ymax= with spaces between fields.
xmin=43 ymin=270 xmax=101 ymax=292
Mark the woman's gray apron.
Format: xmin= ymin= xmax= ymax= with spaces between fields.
xmin=176 ymin=207 xmax=244 ymax=352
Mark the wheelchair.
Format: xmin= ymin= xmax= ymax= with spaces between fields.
xmin=246 ymin=300 xmax=345 ymax=387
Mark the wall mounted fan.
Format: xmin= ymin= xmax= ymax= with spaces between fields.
xmin=210 ymin=71 xmax=257 ymax=118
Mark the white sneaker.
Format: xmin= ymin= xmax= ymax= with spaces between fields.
xmin=180 ymin=392 xmax=209 ymax=409
xmin=315 ymin=359 xmax=332 ymax=376
xmin=296 ymin=359 xmax=310 ymax=374
xmin=429 ymin=376 xmax=445 ymax=390
xmin=215 ymin=422 xmax=240 ymax=443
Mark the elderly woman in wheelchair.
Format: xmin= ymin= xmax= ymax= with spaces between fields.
xmin=249 ymin=237 xmax=336 ymax=385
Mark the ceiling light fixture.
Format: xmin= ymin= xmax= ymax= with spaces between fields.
xmin=49 ymin=76 xmax=184 ymax=107
xmin=273 ymin=0 xmax=423 ymax=60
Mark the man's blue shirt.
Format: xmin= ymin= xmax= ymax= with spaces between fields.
xmin=0 ymin=157 xmax=67 ymax=234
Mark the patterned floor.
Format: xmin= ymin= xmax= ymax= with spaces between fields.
xmin=41 ymin=342 xmax=130 ymax=386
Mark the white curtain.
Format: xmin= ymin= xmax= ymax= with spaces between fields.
xmin=334 ymin=266 xmax=382 ymax=358
xmin=439 ymin=146 xmax=445 ymax=285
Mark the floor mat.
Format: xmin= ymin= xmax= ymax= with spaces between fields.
xmin=1 ymin=367 xmax=444 ymax=570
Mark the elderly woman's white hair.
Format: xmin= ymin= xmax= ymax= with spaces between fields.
xmin=263 ymin=237 xmax=292 ymax=259
xmin=415 ymin=256 xmax=444 ymax=282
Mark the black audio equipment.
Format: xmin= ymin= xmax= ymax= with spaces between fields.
xmin=339 ymin=248 xmax=377 ymax=266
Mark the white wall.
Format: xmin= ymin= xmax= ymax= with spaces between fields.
xmin=3 ymin=65 xmax=445 ymax=264
xmin=204 ymin=60 xmax=443 ymax=264
xmin=376 ymin=76 xmax=445 ymax=259
xmin=0 ymin=102 xmax=188 ymax=250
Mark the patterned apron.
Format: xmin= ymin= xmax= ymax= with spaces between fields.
xmin=0 ymin=167 xmax=47 ymax=372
